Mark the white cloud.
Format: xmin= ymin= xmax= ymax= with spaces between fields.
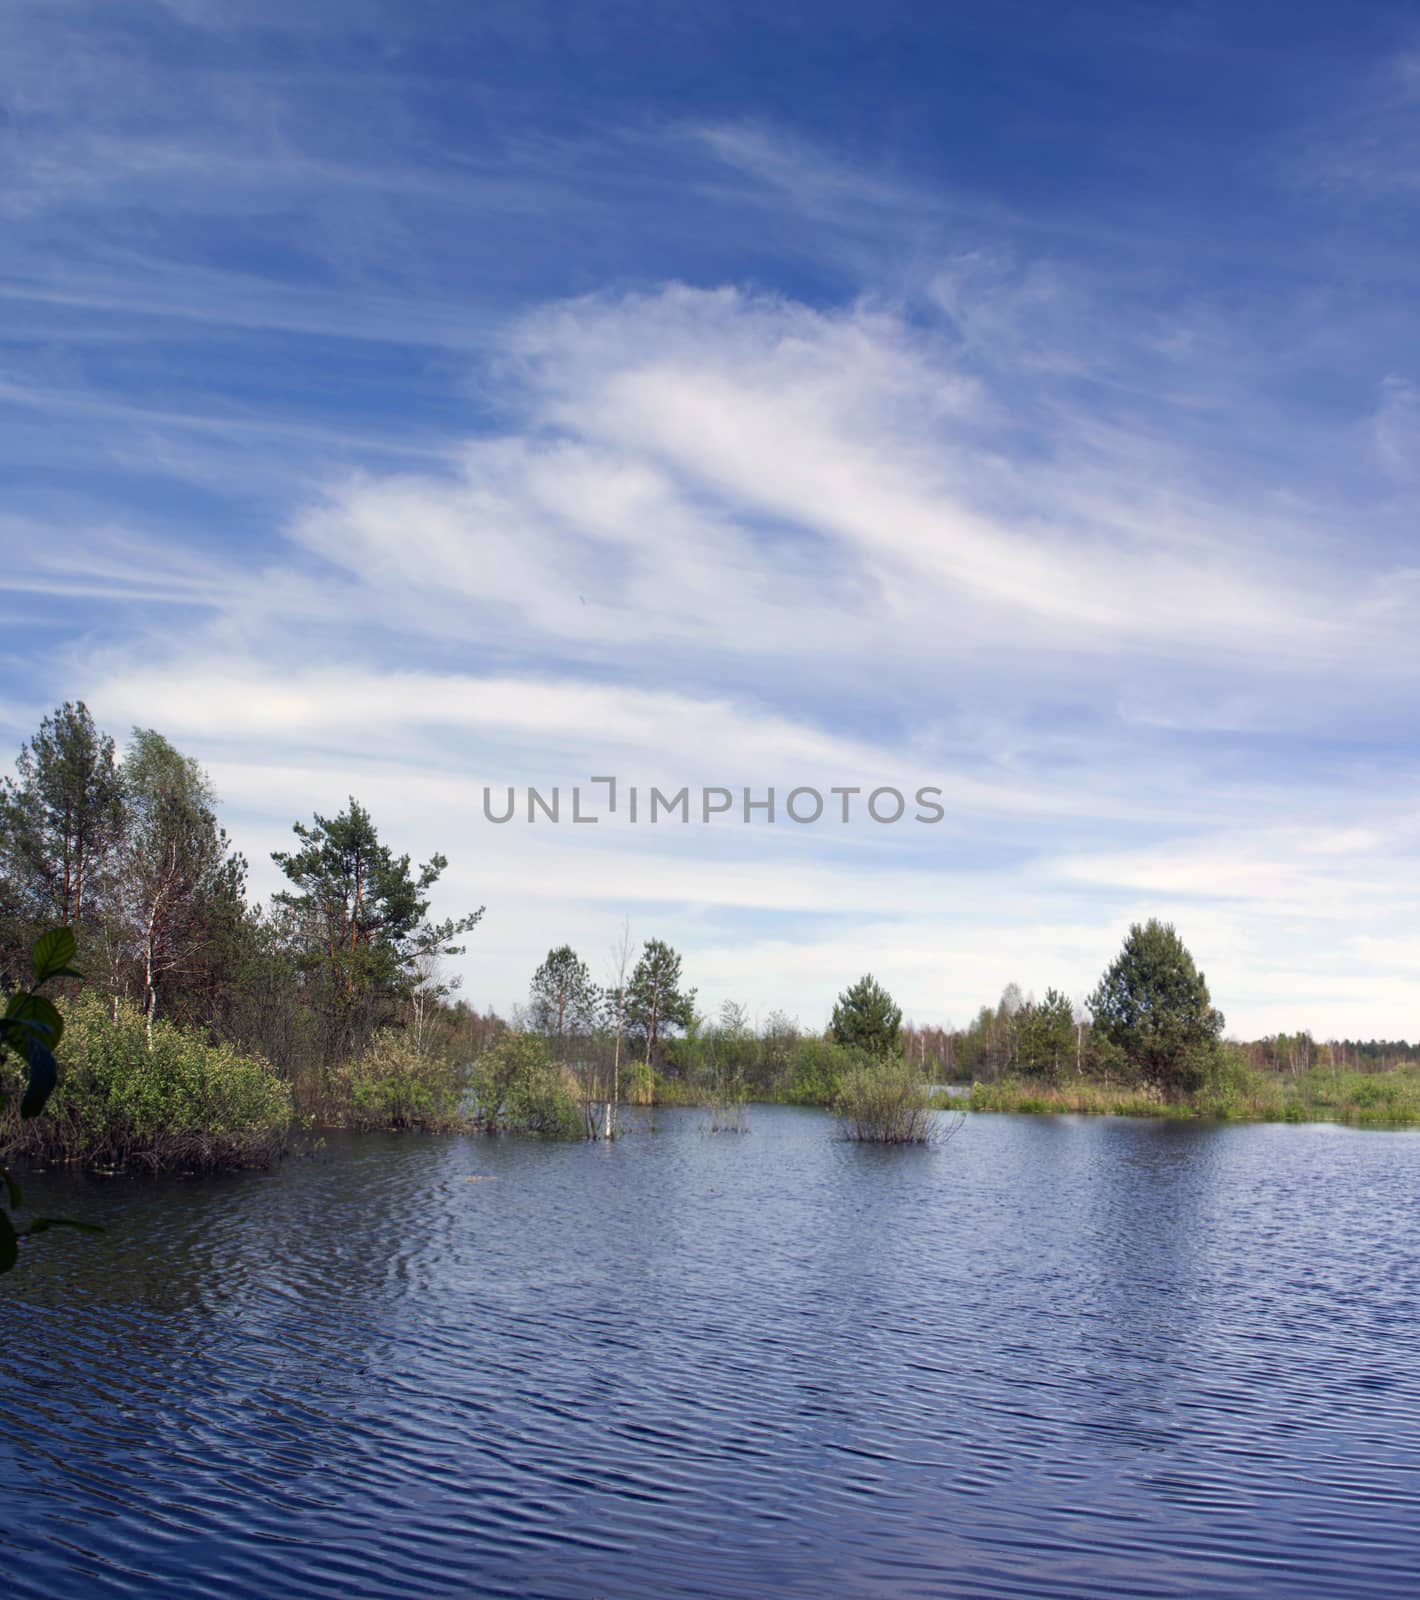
xmin=6 ymin=70 xmax=1419 ymax=1044
xmin=275 ymin=284 xmax=1383 ymax=702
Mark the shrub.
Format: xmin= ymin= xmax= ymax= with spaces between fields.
xmin=835 ymin=1056 xmax=942 ymax=1144
xmin=342 ymin=1028 xmax=468 ymax=1131
xmin=786 ymin=1037 xmax=856 ymax=1104
xmin=1194 ymin=1047 xmax=1272 ymax=1119
xmin=472 ymin=1033 xmax=582 ymax=1138
xmin=3 ymin=994 xmax=290 ymax=1173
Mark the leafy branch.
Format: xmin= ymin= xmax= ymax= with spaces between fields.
xmin=0 ymin=928 xmax=102 ymax=1272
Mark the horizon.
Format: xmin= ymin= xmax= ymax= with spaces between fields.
xmin=5 ymin=0 xmax=1420 ymax=1038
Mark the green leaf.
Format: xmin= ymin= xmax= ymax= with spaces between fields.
xmin=30 ymin=927 xmax=78 ymax=984
xmin=20 ymin=1040 xmax=58 ymax=1119
xmin=2 ymin=1167 xmax=20 ymax=1210
xmin=8 ymin=993 xmax=63 ymax=1049
xmin=0 ymin=1209 xmax=16 ymax=1274
xmin=27 ymin=1217 xmax=103 ymax=1237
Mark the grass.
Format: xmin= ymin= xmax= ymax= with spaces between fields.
xmin=946 ymin=1062 xmax=1420 ymax=1127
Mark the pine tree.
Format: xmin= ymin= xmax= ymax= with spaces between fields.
xmin=271 ymin=798 xmax=482 ymax=1061
xmin=1088 ymin=920 xmax=1223 ymax=1091
xmin=829 ymin=973 xmax=902 ymax=1057
xmin=625 ymin=938 xmax=696 ymax=1068
xmin=1016 ymin=987 xmax=1077 ymax=1082
xmin=529 ymin=945 xmax=599 ymax=1048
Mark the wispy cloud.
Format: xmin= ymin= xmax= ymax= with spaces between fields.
xmin=1293 ymin=43 xmax=1420 ymax=197
xmin=6 ymin=3 xmax=1420 ymax=1036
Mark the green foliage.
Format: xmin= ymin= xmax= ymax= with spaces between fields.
xmin=754 ymin=1009 xmax=801 ymax=1095
xmin=342 ymin=1028 xmax=468 ymax=1131
xmin=120 ymin=729 xmax=247 ymax=1028
xmin=698 ymin=999 xmax=753 ymax=1127
xmin=1081 ymin=1028 xmax=1132 ymax=1082
xmin=1193 ymin=1046 xmax=1266 ymax=1118
xmin=528 ymin=945 xmax=599 ymax=1044
xmin=0 ymin=707 xmax=498 ymax=1138
xmin=621 ymin=1058 xmax=654 ymax=1106
xmin=835 ymin=1055 xmax=941 ymax=1143
xmin=965 ymin=1057 xmax=1420 ymax=1126
xmin=271 ymin=797 xmax=484 ymax=1066
xmin=625 ymin=938 xmax=696 ymax=1063
xmin=0 ymin=703 xmax=125 ymax=958
xmin=30 ymin=928 xmax=85 ymax=984
xmin=0 ymin=927 xmax=102 ymax=1270
xmin=967 ymin=1078 xmax=1187 ymax=1118
xmin=829 ymin=973 xmax=902 ymax=1057
xmin=606 ymin=1027 xmax=838 ymax=1110
xmin=1302 ymin=1069 xmax=1420 ymax=1123
xmin=1088 ymin=921 xmax=1224 ymax=1092
xmin=785 ymin=1036 xmax=856 ymax=1103
xmin=626 ymin=1022 xmax=857 ymax=1107
xmin=1015 ymin=988 xmax=1077 ymax=1081
xmin=472 ymin=1032 xmax=582 ymax=1138
xmin=3 ymin=991 xmax=290 ymax=1173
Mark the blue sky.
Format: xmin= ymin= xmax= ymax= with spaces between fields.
xmin=4 ymin=0 xmax=1420 ymax=1036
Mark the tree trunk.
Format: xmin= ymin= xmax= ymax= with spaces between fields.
xmin=609 ymin=1009 xmax=622 ymax=1139
xmin=144 ymin=925 xmax=157 ymax=1049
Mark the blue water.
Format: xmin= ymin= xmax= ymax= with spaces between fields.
xmin=3 ymin=1107 xmax=1419 ymax=1597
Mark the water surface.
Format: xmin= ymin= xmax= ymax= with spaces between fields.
xmin=3 ymin=1107 xmax=1418 ymax=1598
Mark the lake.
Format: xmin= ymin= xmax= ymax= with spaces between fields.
xmin=3 ymin=1106 xmax=1419 ymax=1598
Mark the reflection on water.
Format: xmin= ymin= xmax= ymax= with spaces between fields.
xmin=3 ymin=1108 xmax=1419 ymax=1598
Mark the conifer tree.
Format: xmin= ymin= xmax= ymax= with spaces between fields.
xmin=829 ymin=973 xmax=902 ymax=1057
xmin=1088 ymin=920 xmax=1223 ymax=1091
xmin=529 ymin=945 xmax=599 ymax=1047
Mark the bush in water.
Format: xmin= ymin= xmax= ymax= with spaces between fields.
xmin=4 ymin=991 xmax=289 ymax=1173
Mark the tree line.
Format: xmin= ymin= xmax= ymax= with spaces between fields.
xmin=512 ymin=923 xmax=1229 ymax=1110
xmin=2 ymin=701 xmax=1412 ymax=1168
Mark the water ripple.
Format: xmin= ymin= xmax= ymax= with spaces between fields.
xmin=3 ymin=1110 xmax=1420 ymax=1597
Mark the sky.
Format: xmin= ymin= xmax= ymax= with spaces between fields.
xmin=3 ymin=0 xmax=1420 ymax=1038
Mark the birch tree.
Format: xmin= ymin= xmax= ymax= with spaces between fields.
xmin=119 ymin=731 xmax=243 ymax=1043
xmin=599 ymin=922 xmax=634 ymax=1139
